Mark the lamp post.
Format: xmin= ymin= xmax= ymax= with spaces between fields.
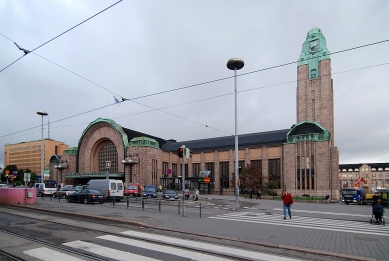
xmin=122 ymin=154 xmax=138 ymax=184
xmin=54 ymin=160 xmax=67 ymax=187
xmin=227 ymin=58 xmax=244 ymax=212
xmin=37 ymin=111 xmax=48 ymax=181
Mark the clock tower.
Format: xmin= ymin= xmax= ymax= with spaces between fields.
xmin=297 ymin=27 xmax=334 ymax=146
xmin=283 ymin=27 xmax=339 ymax=199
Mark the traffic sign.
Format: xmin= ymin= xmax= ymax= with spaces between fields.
xmin=205 ymin=170 xmax=209 ymax=177
xmin=204 ymin=177 xmax=210 ymax=184
xmin=166 ymin=168 xmax=172 ymax=175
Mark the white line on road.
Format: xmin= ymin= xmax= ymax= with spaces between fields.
xmin=24 ymin=247 xmax=85 ymax=261
xmin=63 ymin=240 xmax=160 ymax=261
xmin=121 ymin=230 xmax=302 ymax=261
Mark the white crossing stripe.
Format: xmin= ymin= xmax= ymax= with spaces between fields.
xmin=121 ymin=230 xmax=301 ymax=261
xmin=273 ymin=208 xmax=372 ymax=217
xmin=209 ymin=212 xmax=389 ymax=236
xmin=63 ymin=240 xmax=160 ymax=261
xmin=99 ymin=235 xmax=233 ymax=261
xmin=23 ymin=247 xmax=85 ymax=261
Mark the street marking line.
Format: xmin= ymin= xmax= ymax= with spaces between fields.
xmin=99 ymin=235 xmax=233 ymax=261
xmin=121 ymin=230 xmax=301 ymax=261
xmin=63 ymin=240 xmax=160 ymax=261
xmin=209 ymin=213 xmax=389 ymax=237
xmin=24 ymin=247 xmax=85 ymax=261
xmin=273 ymin=208 xmax=372 ymax=217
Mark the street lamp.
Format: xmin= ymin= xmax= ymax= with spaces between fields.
xmin=122 ymin=154 xmax=138 ymax=183
xmin=227 ymin=58 xmax=244 ymax=212
xmin=37 ymin=111 xmax=48 ymax=182
xmin=54 ymin=160 xmax=67 ymax=186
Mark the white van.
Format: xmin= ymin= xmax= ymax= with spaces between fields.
xmin=35 ymin=183 xmax=57 ymax=196
xmin=86 ymin=179 xmax=124 ymax=201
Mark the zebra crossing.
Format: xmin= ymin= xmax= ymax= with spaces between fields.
xmin=209 ymin=211 xmax=389 ymax=237
xmin=22 ymin=229 xmax=302 ymax=261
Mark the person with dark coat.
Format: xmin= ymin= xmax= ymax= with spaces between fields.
xmin=373 ymin=199 xmax=385 ymax=222
xmin=281 ymin=189 xmax=293 ymax=219
xmin=249 ymin=188 xmax=253 ymax=199
xmin=256 ymin=189 xmax=261 ymax=200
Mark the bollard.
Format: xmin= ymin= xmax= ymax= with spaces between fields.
xmin=50 ymin=194 xmax=52 ymax=201
xmin=100 ymin=197 xmax=102 ymax=205
xmin=142 ymin=198 xmax=144 ymax=211
xmin=200 ymin=202 xmax=202 ymax=218
xmin=113 ymin=198 xmax=115 ymax=208
xmin=58 ymin=196 xmax=60 ymax=202
xmin=127 ymin=198 xmax=129 ymax=209
xmin=77 ymin=194 xmax=80 ymax=204
xmin=159 ymin=200 xmax=161 ymax=213
xmin=178 ymin=200 xmax=180 ymax=215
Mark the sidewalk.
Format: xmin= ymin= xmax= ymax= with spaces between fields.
xmin=8 ymin=194 xmax=384 ymax=261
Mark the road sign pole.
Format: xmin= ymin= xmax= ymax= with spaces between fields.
xmin=181 ymin=146 xmax=185 ymax=217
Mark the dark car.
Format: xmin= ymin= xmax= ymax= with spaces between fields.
xmin=162 ymin=190 xmax=179 ymax=200
xmin=66 ymin=189 xmax=106 ymax=204
xmin=142 ymin=185 xmax=157 ymax=198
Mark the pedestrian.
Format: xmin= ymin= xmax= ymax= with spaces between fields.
xmin=256 ymin=189 xmax=261 ymax=200
xmin=249 ymin=188 xmax=253 ymax=199
xmin=281 ymin=189 xmax=293 ymax=219
xmin=219 ymin=187 xmax=224 ymax=196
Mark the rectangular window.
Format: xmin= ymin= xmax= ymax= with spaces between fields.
xmin=205 ymin=162 xmax=214 ymax=178
xmin=172 ymin=163 xmax=177 ymax=177
xmin=219 ymin=162 xmax=229 ymax=188
xmin=268 ymin=159 xmax=281 ymax=189
xmin=162 ymin=162 xmax=168 ymax=177
xmin=193 ymin=163 xmax=200 ymax=177
xmin=250 ymin=160 xmax=262 ymax=169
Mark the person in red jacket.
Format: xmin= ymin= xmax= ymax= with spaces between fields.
xmin=281 ymin=189 xmax=293 ymax=219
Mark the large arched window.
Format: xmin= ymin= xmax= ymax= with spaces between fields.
xmin=98 ymin=141 xmax=118 ymax=172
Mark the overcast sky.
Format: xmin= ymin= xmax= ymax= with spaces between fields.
xmin=0 ymin=0 xmax=388 ymax=169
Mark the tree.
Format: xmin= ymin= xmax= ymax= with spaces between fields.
xmin=231 ymin=164 xmax=266 ymax=192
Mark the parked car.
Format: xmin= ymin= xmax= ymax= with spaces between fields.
xmin=75 ymin=185 xmax=84 ymax=191
xmin=63 ymin=185 xmax=75 ymax=190
xmin=53 ymin=188 xmax=75 ymax=199
xmin=66 ymin=189 xmax=106 ymax=204
xmin=86 ymin=179 xmax=124 ymax=201
xmin=162 ymin=190 xmax=179 ymax=200
xmin=142 ymin=185 xmax=157 ymax=198
xmin=35 ymin=183 xmax=57 ymax=197
xmin=124 ymin=183 xmax=142 ymax=197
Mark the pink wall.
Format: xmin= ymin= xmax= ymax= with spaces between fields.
xmin=0 ymin=188 xmax=37 ymax=205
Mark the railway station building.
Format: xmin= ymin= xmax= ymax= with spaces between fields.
xmin=49 ymin=28 xmax=340 ymax=199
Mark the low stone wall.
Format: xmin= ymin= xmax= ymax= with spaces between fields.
xmin=0 ymin=188 xmax=37 ymax=205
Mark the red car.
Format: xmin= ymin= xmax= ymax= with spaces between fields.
xmin=124 ymin=183 xmax=142 ymax=197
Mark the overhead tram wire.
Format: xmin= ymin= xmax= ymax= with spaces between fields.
xmin=0 ymin=39 xmax=387 ymax=139
xmin=1 ymin=61 xmax=387 ymax=141
xmin=0 ymin=0 xmax=123 ymax=73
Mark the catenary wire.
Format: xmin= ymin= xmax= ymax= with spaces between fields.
xmin=0 ymin=0 xmax=123 ymax=73
xmin=1 ymin=62 xmax=387 ymax=141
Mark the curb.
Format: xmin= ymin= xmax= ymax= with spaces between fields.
xmin=13 ymin=205 xmax=376 ymax=261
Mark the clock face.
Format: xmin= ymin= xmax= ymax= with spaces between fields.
xmin=308 ymin=40 xmax=319 ymax=53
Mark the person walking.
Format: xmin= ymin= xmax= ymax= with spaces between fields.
xmin=219 ymin=187 xmax=224 ymax=196
xmin=281 ymin=189 xmax=293 ymax=219
xmin=249 ymin=188 xmax=253 ymax=199
xmin=256 ymin=189 xmax=261 ymax=200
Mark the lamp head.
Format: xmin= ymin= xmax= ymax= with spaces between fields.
xmin=37 ymin=111 xmax=48 ymax=116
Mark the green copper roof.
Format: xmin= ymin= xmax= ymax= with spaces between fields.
xmin=63 ymin=147 xmax=78 ymax=155
xmin=286 ymin=121 xmax=330 ymax=143
xmin=78 ymin=118 xmax=129 ymax=151
xmin=298 ymin=27 xmax=330 ymax=79
xmin=130 ymin=136 xmax=160 ymax=149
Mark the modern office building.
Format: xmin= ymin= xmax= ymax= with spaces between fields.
xmin=50 ymin=27 xmax=340 ymax=199
xmin=4 ymin=140 xmax=69 ymax=177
